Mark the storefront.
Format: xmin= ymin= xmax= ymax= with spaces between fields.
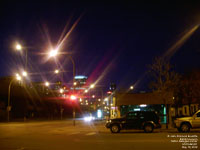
xmin=110 ymin=92 xmax=173 ymax=124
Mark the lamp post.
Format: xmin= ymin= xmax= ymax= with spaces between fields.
xmin=48 ymin=49 xmax=76 ymax=125
xmin=7 ymin=75 xmax=22 ymax=122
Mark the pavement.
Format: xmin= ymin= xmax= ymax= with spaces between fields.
xmin=0 ymin=120 xmax=200 ymax=150
xmin=0 ymin=118 xmax=197 ymax=133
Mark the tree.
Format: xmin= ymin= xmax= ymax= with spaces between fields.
xmin=177 ymin=70 xmax=200 ymax=115
xmin=149 ymin=57 xmax=179 ymax=128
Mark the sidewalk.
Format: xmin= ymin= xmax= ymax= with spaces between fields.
xmin=158 ymin=124 xmax=177 ymax=132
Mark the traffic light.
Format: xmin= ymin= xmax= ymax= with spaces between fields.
xmin=63 ymin=85 xmax=66 ymax=90
xmin=70 ymin=95 xmax=77 ymax=101
xmin=109 ymin=83 xmax=116 ymax=92
xmin=107 ymin=91 xmax=112 ymax=95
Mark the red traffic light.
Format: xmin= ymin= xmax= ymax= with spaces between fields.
xmin=107 ymin=91 xmax=112 ymax=94
xmin=70 ymin=95 xmax=77 ymax=101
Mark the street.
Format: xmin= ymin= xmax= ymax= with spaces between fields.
xmin=0 ymin=120 xmax=200 ymax=150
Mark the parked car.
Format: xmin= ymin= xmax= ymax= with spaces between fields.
xmin=105 ymin=111 xmax=161 ymax=133
xmin=174 ymin=109 xmax=200 ymax=132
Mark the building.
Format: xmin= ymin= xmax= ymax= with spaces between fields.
xmin=109 ymin=92 xmax=174 ymax=124
xmin=29 ymin=82 xmax=49 ymax=95
xmin=74 ymin=75 xmax=87 ymax=90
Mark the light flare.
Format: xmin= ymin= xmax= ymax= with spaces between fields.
xmin=164 ymin=25 xmax=199 ymax=59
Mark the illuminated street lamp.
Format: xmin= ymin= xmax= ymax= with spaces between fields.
xmin=7 ymin=75 xmax=22 ymax=122
xmin=59 ymin=88 xmax=64 ymax=93
xmin=16 ymin=44 xmax=22 ymax=51
xmin=22 ymin=71 xmax=27 ymax=77
xmin=130 ymin=85 xmax=134 ymax=90
xmin=16 ymin=73 xmax=22 ymax=81
xmin=15 ymin=43 xmax=28 ymax=70
xmin=49 ymin=49 xmax=58 ymax=57
xmin=54 ymin=69 xmax=65 ymax=81
xmin=54 ymin=69 xmax=59 ymax=74
xmin=45 ymin=82 xmax=49 ymax=87
xmin=104 ymin=98 xmax=108 ymax=101
xmin=90 ymin=84 xmax=95 ymax=89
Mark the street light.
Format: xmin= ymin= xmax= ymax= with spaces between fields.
xmin=48 ymin=48 xmax=76 ymax=124
xmin=45 ymin=82 xmax=49 ymax=87
xmin=49 ymin=49 xmax=58 ymax=57
xmin=15 ymin=43 xmax=28 ymax=70
xmin=54 ymin=69 xmax=65 ymax=81
xmin=54 ymin=69 xmax=59 ymax=74
xmin=16 ymin=73 xmax=22 ymax=81
xmin=22 ymin=71 xmax=27 ymax=77
xmin=7 ymin=75 xmax=22 ymax=122
xmin=59 ymin=88 xmax=64 ymax=93
xmin=130 ymin=85 xmax=134 ymax=90
xmin=90 ymin=84 xmax=95 ymax=89
xmin=16 ymin=44 xmax=22 ymax=51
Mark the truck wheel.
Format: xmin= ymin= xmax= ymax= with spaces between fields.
xmin=180 ymin=123 xmax=190 ymax=133
xmin=110 ymin=124 xmax=120 ymax=133
xmin=144 ymin=124 xmax=154 ymax=133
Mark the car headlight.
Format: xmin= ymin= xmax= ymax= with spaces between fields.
xmin=84 ymin=116 xmax=95 ymax=122
xmin=106 ymin=120 xmax=112 ymax=123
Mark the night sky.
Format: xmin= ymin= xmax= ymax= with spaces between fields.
xmin=0 ymin=1 xmax=200 ymax=91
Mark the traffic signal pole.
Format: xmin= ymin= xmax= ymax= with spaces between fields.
xmin=73 ymin=104 xmax=75 ymax=126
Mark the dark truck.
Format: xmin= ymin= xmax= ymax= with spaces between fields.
xmin=106 ymin=111 xmax=161 ymax=133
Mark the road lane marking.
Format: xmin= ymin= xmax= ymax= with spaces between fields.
xmin=68 ymin=131 xmax=80 ymax=135
xmin=85 ymin=132 xmax=96 ymax=136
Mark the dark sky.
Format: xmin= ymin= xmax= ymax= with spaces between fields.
xmin=0 ymin=1 xmax=200 ymax=91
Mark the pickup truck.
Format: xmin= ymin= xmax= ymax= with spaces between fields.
xmin=174 ymin=110 xmax=200 ymax=132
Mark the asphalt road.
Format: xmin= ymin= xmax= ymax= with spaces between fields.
xmin=0 ymin=120 xmax=200 ymax=150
